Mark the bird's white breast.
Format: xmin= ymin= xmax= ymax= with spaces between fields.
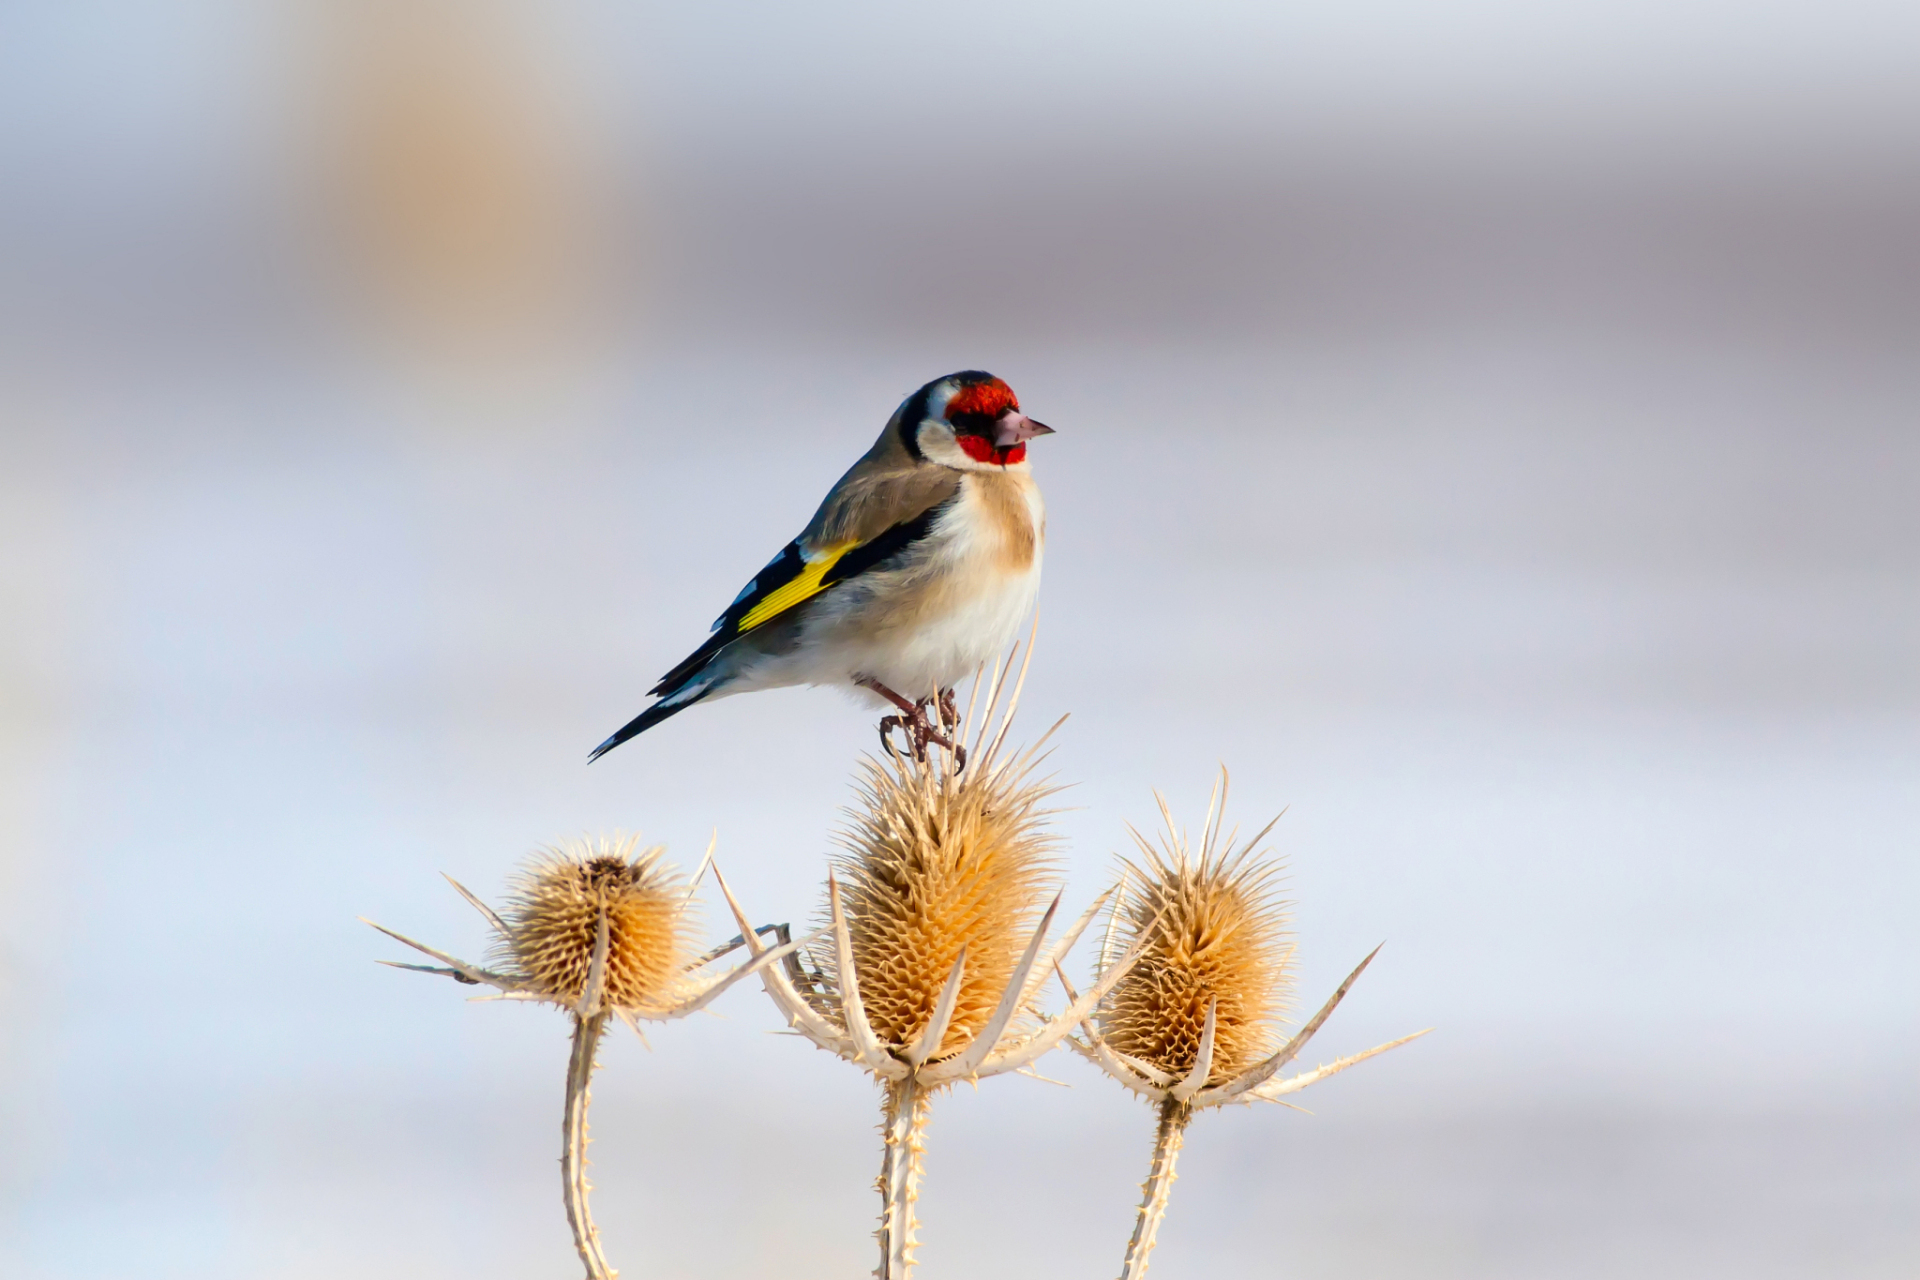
xmin=785 ymin=469 xmax=1045 ymax=700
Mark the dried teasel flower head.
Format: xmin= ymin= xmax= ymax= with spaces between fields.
xmin=1071 ymin=779 xmax=1431 ymax=1280
xmin=367 ymin=830 xmax=807 ymax=1029
xmin=715 ymin=643 xmax=1158 ymax=1087
xmin=714 ymin=643 xmax=1164 ymax=1280
xmin=1061 ymin=772 xmax=1427 ymax=1119
xmin=366 ymin=834 xmax=813 ymax=1280
xmin=499 ymin=833 xmax=703 ymax=1013
xmin=1099 ymin=775 xmax=1293 ymax=1087
xmin=827 ymin=723 xmax=1062 ymax=1061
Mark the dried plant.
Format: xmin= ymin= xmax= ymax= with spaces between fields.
xmin=830 ymin=697 xmax=1061 ymax=1057
xmin=499 ymin=844 xmax=694 ymax=1007
xmin=715 ymin=647 xmax=1157 ymax=1279
xmin=1099 ymin=793 xmax=1293 ymax=1087
xmin=365 ymin=834 xmax=809 ymax=1280
xmin=1060 ymin=777 xmax=1430 ymax=1280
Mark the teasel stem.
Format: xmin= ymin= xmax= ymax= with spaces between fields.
xmin=1119 ymin=1098 xmax=1190 ymax=1280
xmin=563 ymin=1011 xmax=616 ymax=1280
xmin=877 ymin=1074 xmax=932 ymax=1279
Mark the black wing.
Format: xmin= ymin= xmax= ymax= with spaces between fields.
xmin=588 ymin=500 xmax=949 ymax=761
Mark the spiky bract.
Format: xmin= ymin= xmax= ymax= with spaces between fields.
xmin=1099 ymin=792 xmax=1292 ymax=1086
xmin=500 ymin=834 xmax=697 ymax=1011
xmin=831 ymin=745 xmax=1059 ymax=1061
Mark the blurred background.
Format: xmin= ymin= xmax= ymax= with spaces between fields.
xmin=1 ymin=1 xmax=1915 ymax=1276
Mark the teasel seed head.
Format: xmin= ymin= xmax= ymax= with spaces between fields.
xmin=828 ymin=732 xmax=1062 ymax=1061
xmin=711 ymin=644 xmax=1178 ymax=1280
xmin=367 ymin=832 xmax=821 ymax=1280
xmin=717 ymin=647 xmax=1163 ymax=1091
xmin=499 ymin=833 xmax=702 ymax=1014
xmin=1075 ymin=779 xmax=1431 ymax=1280
xmin=1098 ymin=778 xmax=1293 ymax=1088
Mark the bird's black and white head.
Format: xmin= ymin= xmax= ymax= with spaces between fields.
xmin=896 ymin=371 xmax=1054 ymax=471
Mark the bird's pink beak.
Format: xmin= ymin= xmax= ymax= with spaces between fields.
xmin=993 ymin=412 xmax=1055 ymax=447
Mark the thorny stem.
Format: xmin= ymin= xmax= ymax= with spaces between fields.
xmin=876 ymin=1075 xmax=932 ymax=1279
xmin=563 ymin=1012 xmax=617 ymax=1280
xmin=1119 ymin=1098 xmax=1190 ymax=1280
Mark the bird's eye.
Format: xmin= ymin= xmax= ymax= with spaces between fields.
xmin=946 ymin=411 xmax=995 ymax=436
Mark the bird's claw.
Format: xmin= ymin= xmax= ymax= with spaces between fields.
xmin=876 ymin=690 xmax=966 ymax=771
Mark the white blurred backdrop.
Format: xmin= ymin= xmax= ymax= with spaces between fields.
xmin=1 ymin=2 xmax=1915 ymax=1277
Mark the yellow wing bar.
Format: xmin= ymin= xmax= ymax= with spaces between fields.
xmin=737 ymin=540 xmax=859 ymax=632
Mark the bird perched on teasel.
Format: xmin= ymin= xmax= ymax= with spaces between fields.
xmin=590 ymin=371 xmax=1053 ymax=766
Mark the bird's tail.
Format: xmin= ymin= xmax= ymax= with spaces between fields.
xmin=587 ymin=676 xmax=719 ymax=763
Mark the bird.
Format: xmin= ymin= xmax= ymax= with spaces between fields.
xmin=589 ymin=370 xmax=1054 ymax=766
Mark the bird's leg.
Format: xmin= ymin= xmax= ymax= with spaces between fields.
xmin=861 ymin=679 xmax=920 ymax=718
xmin=859 ymin=678 xmax=965 ymax=768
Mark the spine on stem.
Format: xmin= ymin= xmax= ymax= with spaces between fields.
xmin=1119 ymin=1099 xmax=1190 ymax=1280
xmin=876 ymin=1076 xmax=932 ymax=1280
xmin=563 ymin=1012 xmax=617 ymax=1280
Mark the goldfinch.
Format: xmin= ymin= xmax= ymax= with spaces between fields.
xmin=590 ymin=370 xmax=1053 ymax=764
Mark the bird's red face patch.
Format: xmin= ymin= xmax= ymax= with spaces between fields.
xmin=944 ymin=378 xmax=1018 ymax=422
xmin=957 ymin=436 xmax=1027 ymax=466
xmin=941 ymin=376 xmax=1027 ymax=464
